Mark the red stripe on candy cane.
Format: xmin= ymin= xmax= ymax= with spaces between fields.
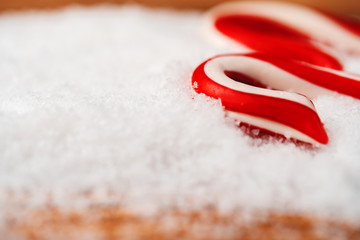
xmin=192 ymin=2 xmax=360 ymax=146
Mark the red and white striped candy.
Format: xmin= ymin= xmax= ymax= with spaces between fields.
xmin=192 ymin=2 xmax=360 ymax=146
xmin=204 ymin=1 xmax=360 ymax=56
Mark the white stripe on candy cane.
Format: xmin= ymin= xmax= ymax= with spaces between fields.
xmin=226 ymin=111 xmax=322 ymax=146
xmin=204 ymin=55 xmax=335 ymax=107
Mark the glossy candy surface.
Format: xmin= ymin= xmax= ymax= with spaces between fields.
xmin=193 ymin=2 xmax=360 ymax=145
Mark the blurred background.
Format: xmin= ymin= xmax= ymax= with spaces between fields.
xmin=1 ymin=0 xmax=360 ymax=14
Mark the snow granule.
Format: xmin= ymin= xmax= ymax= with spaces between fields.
xmin=0 ymin=4 xmax=360 ymax=226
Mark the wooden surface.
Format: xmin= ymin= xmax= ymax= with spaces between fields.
xmin=7 ymin=207 xmax=360 ymax=240
xmin=1 ymin=0 xmax=360 ymax=14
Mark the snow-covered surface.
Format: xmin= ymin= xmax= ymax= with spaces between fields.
xmin=0 ymin=5 xmax=360 ymax=224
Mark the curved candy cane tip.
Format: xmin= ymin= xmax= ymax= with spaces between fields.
xmin=227 ymin=110 xmax=329 ymax=146
xmin=205 ymin=1 xmax=360 ymax=55
xmin=191 ymin=56 xmax=329 ymax=146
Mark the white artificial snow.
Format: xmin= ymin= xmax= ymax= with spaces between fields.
xmin=0 ymin=4 xmax=360 ymax=227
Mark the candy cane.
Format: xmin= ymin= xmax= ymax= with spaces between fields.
xmin=192 ymin=2 xmax=360 ymax=146
xmin=204 ymin=1 xmax=360 ymax=56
